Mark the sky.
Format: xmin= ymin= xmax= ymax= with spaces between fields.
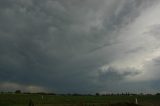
xmin=0 ymin=0 xmax=160 ymax=94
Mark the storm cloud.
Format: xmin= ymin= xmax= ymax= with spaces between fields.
xmin=0 ymin=0 xmax=160 ymax=93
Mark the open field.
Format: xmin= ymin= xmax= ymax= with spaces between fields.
xmin=0 ymin=94 xmax=160 ymax=106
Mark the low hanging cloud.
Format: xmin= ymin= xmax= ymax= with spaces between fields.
xmin=0 ymin=0 xmax=160 ymax=93
xmin=0 ymin=82 xmax=48 ymax=93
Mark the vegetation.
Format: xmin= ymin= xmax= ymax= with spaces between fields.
xmin=0 ymin=92 xmax=160 ymax=106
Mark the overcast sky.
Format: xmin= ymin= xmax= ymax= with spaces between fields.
xmin=0 ymin=0 xmax=160 ymax=94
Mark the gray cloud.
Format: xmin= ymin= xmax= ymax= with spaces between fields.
xmin=98 ymin=67 xmax=140 ymax=82
xmin=0 ymin=0 xmax=160 ymax=93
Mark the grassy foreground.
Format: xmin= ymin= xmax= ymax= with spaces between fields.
xmin=0 ymin=94 xmax=160 ymax=106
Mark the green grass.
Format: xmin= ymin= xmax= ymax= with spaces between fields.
xmin=0 ymin=94 xmax=160 ymax=106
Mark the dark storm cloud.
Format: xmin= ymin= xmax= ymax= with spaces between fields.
xmin=0 ymin=0 xmax=109 ymax=92
xmin=0 ymin=0 xmax=160 ymax=93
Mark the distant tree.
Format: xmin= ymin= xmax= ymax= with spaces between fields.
xmin=48 ymin=93 xmax=56 ymax=95
xmin=156 ymin=93 xmax=160 ymax=95
xmin=73 ymin=93 xmax=81 ymax=96
xmin=15 ymin=90 xmax=21 ymax=94
xmin=95 ymin=93 xmax=100 ymax=96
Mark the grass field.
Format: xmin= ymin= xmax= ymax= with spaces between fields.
xmin=0 ymin=94 xmax=160 ymax=106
